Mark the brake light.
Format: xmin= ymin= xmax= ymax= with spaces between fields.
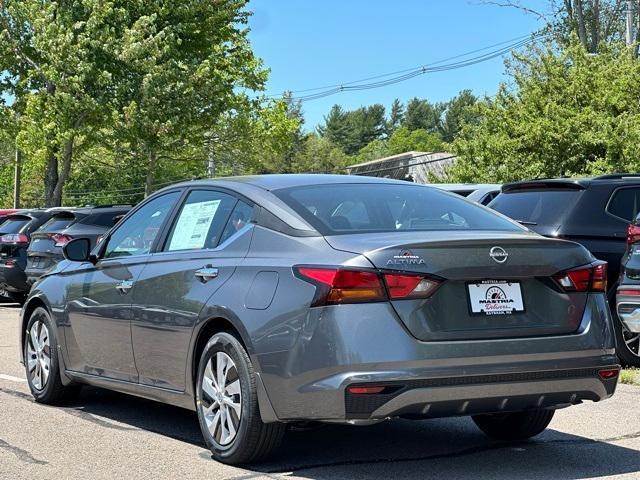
xmin=553 ymin=262 xmax=607 ymax=293
xmin=51 ymin=233 xmax=73 ymax=247
xmin=294 ymin=267 xmax=442 ymax=306
xmin=627 ymin=224 xmax=640 ymax=246
xmin=0 ymin=233 xmax=29 ymax=244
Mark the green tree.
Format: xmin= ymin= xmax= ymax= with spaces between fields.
xmin=290 ymin=133 xmax=350 ymax=173
xmin=403 ymin=97 xmax=445 ymax=133
xmin=387 ymin=98 xmax=404 ymax=134
xmin=449 ymin=41 xmax=640 ymax=182
xmin=317 ymin=105 xmax=350 ymax=151
xmin=439 ymin=90 xmax=479 ymax=143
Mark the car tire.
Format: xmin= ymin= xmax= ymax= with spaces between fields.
xmin=24 ymin=307 xmax=78 ymax=404
xmin=613 ymin=316 xmax=640 ymax=367
xmin=196 ymin=331 xmax=285 ymax=465
xmin=472 ymin=409 xmax=554 ymax=441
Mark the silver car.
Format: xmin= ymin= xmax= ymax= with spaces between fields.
xmin=20 ymin=175 xmax=619 ymax=464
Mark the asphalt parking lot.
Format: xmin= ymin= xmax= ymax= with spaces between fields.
xmin=0 ymin=304 xmax=639 ymax=480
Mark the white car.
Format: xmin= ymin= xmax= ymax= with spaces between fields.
xmin=431 ymin=183 xmax=501 ymax=205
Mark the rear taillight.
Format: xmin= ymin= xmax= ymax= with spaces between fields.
xmin=553 ymin=262 xmax=607 ymax=293
xmin=0 ymin=233 xmax=29 ymax=244
xmin=294 ymin=267 xmax=386 ymax=305
xmin=627 ymin=224 xmax=640 ymax=246
xmin=51 ymin=233 xmax=73 ymax=247
xmin=383 ymin=273 xmax=441 ymax=299
xmin=294 ymin=267 xmax=442 ymax=306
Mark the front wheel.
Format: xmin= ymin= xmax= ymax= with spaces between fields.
xmin=472 ymin=409 xmax=554 ymax=441
xmin=196 ymin=332 xmax=284 ymax=465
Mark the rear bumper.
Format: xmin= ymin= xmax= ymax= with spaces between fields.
xmin=256 ymin=293 xmax=618 ymax=423
xmin=343 ymin=367 xmax=618 ymax=420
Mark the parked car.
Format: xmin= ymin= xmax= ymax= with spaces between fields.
xmin=0 ymin=209 xmax=18 ymax=224
xmin=432 ymin=183 xmax=501 ymax=205
xmin=25 ymin=205 xmax=131 ymax=285
xmin=615 ymin=213 xmax=640 ymax=366
xmin=489 ymin=174 xmax=640 ymax=366
xmin=21 ymin=175 xmax=618 ymax=464
xmin=0 ymin=209 xmax=53 ymax=303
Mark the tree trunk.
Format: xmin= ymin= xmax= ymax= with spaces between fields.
xmin=573 ymin=0 xmax=590 ymax=50
xmin=590 ymin=0 xmax=600 ymax=52
xmin=44 ymin=146 xmax=59 ymax=207
xmin=145 ymin=150 xmax=156 ymax=197
xmin=51 ymin=137 xmax=74 ymax=206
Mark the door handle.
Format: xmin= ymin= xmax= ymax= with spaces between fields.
xmin=115 ymin=279 xmax=134 ymax=294
xmin=195 ymin=266 xmax=219 ymax=283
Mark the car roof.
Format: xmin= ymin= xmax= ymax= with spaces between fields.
xmin=432 ymin=183 xmax=501 ymax=192
xmin=169 ymin=174 xmax=413 ymax=192
xmin=502 ymin=174 xmax=640 ymax=192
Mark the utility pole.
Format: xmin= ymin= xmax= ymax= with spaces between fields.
xmin=13 ymin=149 xmax=21 ymax=209
xmin=627 ymin=0 xmax=636 ymax=46
xmin=205 ymin=133 xmax=215 ymax=178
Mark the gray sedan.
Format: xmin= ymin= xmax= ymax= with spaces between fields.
xmin=19 ymin=175 xmax=619 ymax=464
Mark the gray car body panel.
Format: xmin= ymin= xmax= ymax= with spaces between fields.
xmin=19 ymin=175 xmax=619 ymax=423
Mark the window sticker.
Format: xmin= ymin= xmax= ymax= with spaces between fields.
xmin=168 ymin=200 xmax=221 ymax=250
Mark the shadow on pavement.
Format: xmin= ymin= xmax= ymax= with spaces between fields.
xmin=62 ymin=386 xmax=640 ymax=479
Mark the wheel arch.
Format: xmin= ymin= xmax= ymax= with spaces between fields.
xmin=189 ymin=314 xmax=254 ymax=392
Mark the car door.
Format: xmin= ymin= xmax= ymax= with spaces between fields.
xmin=64 ymin=191 xmax=182 ymax=382
xmin=130 ymin=189 xmax=254 ymax=391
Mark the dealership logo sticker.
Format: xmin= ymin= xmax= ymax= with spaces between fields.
xmin=489 ymin=246 xmax=508 ymax=264
xmin=386 ymin=249 xmax=425 ymax=266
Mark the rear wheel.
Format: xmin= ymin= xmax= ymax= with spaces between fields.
xmin=24 ymin=307 xmax=78 ymax=404
xmin=196 ymin=331 xmax=284 ymax=465
xmin=472 ymin=409 xmax=554 ymax=441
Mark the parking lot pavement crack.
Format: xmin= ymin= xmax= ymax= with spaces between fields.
xmin=0 ymin=438 xmax=48 ymax=465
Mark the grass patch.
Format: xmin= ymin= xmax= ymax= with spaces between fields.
xmin=620 ymin=368 xmax=639 ymax=385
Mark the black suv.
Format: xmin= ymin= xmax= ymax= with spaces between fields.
xmin=25 ymin=205 xmax=131 ymax=285
xmin=0 ymin=209 xmax=67 ymax=303
xmin=490 ymin=174 xmax=640 ymax=366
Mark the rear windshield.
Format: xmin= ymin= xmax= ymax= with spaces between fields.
xmin=274 ymin=183 xmax=522 ymax=235
xmin=490 ymin=189 xmax=583 ymax=227
xmin=38 ymin=214 xmax=77 ymax=233
xmin=0 ymin=217 xmax=31 ymax=234
xmin=77 ymin=211 xmax=127 ymax=227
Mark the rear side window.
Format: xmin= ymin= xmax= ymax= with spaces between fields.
xmin=38 ymin=214 xmax=77 ymax=232
xmin=164 ymin=190 xmax=237 ymax=251
xmin=219 ymin=200 xmax=254 ymax=245
xmin=275 ymin=183 xmax=522 ymax=235
xmin=490 ymin=190 xmax=583 ymax=227
xmin=606 ymin=188 xmax=640 ymax=222
xmin=0 ymin=217 xmax=31 ymax=234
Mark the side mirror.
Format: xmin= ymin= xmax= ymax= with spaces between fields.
xmin=63 ymin=238 xmax=93 ymax=263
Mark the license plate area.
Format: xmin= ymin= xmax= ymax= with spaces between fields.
xmin=467 ymin=280 xmax=525 ymax=315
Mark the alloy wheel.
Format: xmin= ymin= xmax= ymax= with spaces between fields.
xmin=27 ymin=320 xmax=51 ymax=390
xmin=201 ymin=351 xmax=242 ymax=446
xmin=622 ymin=324 xmax=640 ymax=358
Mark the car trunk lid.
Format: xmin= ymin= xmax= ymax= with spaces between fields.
xmin=325 ymin=230 xmax=595 ymax=341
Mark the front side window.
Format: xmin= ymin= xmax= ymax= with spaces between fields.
xmin=104 ymin=192 xmax=180 ymax=258
xmin=275 ymin=183 xmax=522 ymax=235
xmin=164 ymin=190 xmax=237 ymax=251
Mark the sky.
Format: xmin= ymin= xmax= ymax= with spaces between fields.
xmin=248 ymin=0 xmax=543 ymax=130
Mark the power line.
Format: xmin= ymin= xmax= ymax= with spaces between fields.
xmin=264 ymin=32 xmax=545 ymax=103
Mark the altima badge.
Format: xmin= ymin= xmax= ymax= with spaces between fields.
xmin=386 ymin=249 xmax=426 ymax=266
xmin=489 ymin=246 xmax=508 ymax=264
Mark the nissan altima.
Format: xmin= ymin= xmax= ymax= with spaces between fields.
xmin=20 ymin=175 xmax=619 ymax=464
